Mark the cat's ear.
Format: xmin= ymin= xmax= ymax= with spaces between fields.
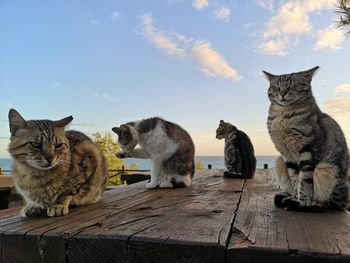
xmin=8 ymin=109 xmax=28 ymax=135
xmin=53 ymin=116 xmax=73 ymax=128
xmin=120 ymin=124 xmax=129 ymax=132
xmin=220 ymin=120 xmax=224 ymax=125
xmin=299 ymin=66 xmax=319 ymax=81
xmin=262 ymin=71 xmax=276 ymax=82
xmin=112 ymin=127 xmax=121 ymax=136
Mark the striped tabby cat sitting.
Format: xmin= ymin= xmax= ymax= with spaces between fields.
xmin=8 ymin=109 xmax=109 ymax=217
xmin=264 ymin=66 xmax=349 ymax=211
xmin=216 ymin=120 xmax=256 ymax=178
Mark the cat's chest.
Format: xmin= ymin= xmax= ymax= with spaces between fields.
xmin=269 ymin=116 xmax=306 ymax=157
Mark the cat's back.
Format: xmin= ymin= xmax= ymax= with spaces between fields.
xmin=137 ymin=117 xmax=194 ymax=148
xmin=65 ymin=130 xmax=93 ymax=148
xmin=65 ymin=130 xmax=107 ymax=173
xmin=161 ymin=119 xmax=194 ymax=148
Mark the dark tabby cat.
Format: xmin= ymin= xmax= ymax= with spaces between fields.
xmin=264 ymin=66 xmax=350 ymax=211
xmin=216 ymin=120 xmax=256 ymax=178
xmin=112 ymin=117 xmax=195 ymax=189
xmin=8 ymin=109 xmax=109 ymax=217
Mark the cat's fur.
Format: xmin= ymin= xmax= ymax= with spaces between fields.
xmin=216 ymin=120 xmax=256 ymax=178
xmin=112 ymin=117 xmax=195 ymax=189
xmin=8 ymin=109 xmax=109 ymax=217
xmin=264 ymin=66 xmax=350 ymax=211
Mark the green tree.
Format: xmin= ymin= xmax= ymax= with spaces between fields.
xmin=195 ymin=160 xmax=204 ymax=170
xmin=337 ymin=0 xmax=350 ymax=34
xmin=92 ymin=132 xmax=138 ymax=185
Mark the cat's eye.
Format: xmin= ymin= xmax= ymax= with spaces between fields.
xmin=30 ymin=141 xmax=41 ymax=148
xmin=55 ymin=143 xmax=63 ymax=149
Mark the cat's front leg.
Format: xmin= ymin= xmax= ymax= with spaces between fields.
xmin=297 ymin=151 xmax=314 ymax=207
xmin=47 ymin=196 xmax=72 ymax=217
xmin=274 ymin=156 xmax=299 ymax=209
xmin=21 ymin=205 xmax=45 ymax=217
xmin=146 ymin=159 xmax=160 ymax=189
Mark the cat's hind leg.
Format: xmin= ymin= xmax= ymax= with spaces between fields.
xmin=313 ymin=162 xmax=345 ymax=208
xmin=171 ymin=173 xmax=192 ymax=188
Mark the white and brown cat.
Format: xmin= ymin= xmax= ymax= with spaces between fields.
xmin=112 ymin=117 xmax=195 ymax=189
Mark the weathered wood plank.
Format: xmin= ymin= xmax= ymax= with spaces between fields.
xmin=0 ymin=170 xmax=218 ymax=262
xmin=127 ymin=178 xmax=243 ymax=262
xmin=227 ymin=174 xmax=350 ymax=263
xmin=68 ymin=169 xmax=243 ymax=263
xmin=0 ymin=181 xmax=171 ymax=262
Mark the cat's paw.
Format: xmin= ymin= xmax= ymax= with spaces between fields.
xmin=115 ymin=151 xmax=126 ymax=159
xmin=47 ymin=204 xmax=69 ymax=217
xmin=159 ymin=182 xmax=174 ymax=189
xmin=274 ymin=193 xmax=298 ymax=209
xmin=21 ymin=206 xmax=44 ymax=217
xmin=274 ymin=193 xmax=322 ymax=212
xmin=145 ymin=181 xmax=159 ymax=189
xmin=299 ymin=199 xmax=313 ymax=207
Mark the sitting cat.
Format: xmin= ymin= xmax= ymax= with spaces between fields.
xmin=112 ymin=117 xmax=195 ymax=189
xmin=216 ymin=120 xmax=256 ymax=178
xmin=8 ymin=109 xmax=109 ymax=217
xmin=264 ymin=66 xmax=350 ymax=211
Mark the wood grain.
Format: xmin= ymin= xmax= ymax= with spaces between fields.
xmin=227 ymin=174 xmax=350 ymax=263
xmin=1 ymin=169 xmax=350 ymax=263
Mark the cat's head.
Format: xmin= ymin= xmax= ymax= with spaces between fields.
xmin=263 ymin=66 xmax=319 ymax=106
xmin=112 ymin=124 xmax=138 ymax=152
xmin=216 ymin=120 xmax=237 ymax=140
xmin=8 ymin=109 xmax=73 ymax=170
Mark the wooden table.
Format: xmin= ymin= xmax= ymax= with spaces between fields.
xmin=0 ymin=169 xmax=349 ymax=262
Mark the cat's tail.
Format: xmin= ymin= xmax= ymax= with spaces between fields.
xmin=239 ymin=131 xmax=256 ymax=178
xmin=224 ymin=171 xmax=247 ymax=178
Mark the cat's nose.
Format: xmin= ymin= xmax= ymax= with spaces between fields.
xmin=45 ymin=155 xmax=54 ymax=164
xmin=279 ymin=90 xmax=288 ymax=97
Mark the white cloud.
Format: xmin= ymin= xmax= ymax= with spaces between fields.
xmin=193 ymin=0 xmax=209 ymax=10
xmin=324 ymin=84 xmax=350 ymax=119
xmin=140 ymin=13 xmax=186 ymax=58
xmin=139 ymin=13 xmax=241 ymax=81
xmin=313 ymin=26 xmax=345 ymax=51
xmin=213 ymin=6 xmax=231 ymax=22
xmin=257 ymin=38 xmax=295 ymax=56
xmin=333 ymin=84 xmax=350 ymax=95
xmin=93 ymin=93 xmax=119 ymax=102
xmin=192 ymin=41 xmax=242 ymax=80
xmin=257 ymin=0 xmax=338 ymax=56
xmin=110 ymin=11 xmax=124 ymax=22
xmin=254 ymin=0 xmax=274 ymax=11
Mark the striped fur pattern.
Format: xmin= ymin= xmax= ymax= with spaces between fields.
xmin=216 ymin=120 xmax=256 ymax=178
xmin=8 ymin=109 xmax=109 ymax=217
xmin=264 ymin=66 xmax=350 ymax=211
xmin=112 ymin=117 xmax=195 ymax=189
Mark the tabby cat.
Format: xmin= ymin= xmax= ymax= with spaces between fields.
xmin=8 ymin=109 xmax=109 ymax=217
xmin=264 ymin=66 xmax=350 ymax=211
xmin=112 ymin=117 xmax=195 ymax=189
xmin=216 ymin=120 xmax=256 ymax=178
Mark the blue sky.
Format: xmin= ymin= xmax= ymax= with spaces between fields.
xmin=1 ymin=0 xmax=350 ymax=157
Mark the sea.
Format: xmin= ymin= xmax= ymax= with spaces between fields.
xmin=0 ymin=156 xmax=277 ymax=172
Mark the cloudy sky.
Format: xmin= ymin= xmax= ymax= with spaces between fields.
xmin=1 ymin=0 xmax=350 ymax=157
